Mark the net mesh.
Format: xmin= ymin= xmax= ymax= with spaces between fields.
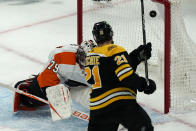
xmin=81 ymin=0 xmax=196 ymax=113
xmin=169 ymin=0 xmax=196 ymax=112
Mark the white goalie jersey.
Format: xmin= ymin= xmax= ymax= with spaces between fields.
xmin=37 ymin=44 xmax=90 ymax=109
xmin=37 ymin=44 xmax=89 ymax=88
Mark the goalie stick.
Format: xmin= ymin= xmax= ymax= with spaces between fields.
xmin=140 ymin=0 xmax=149 ymax=84
xmin=0 ymin=82 xmax=89 ymax=122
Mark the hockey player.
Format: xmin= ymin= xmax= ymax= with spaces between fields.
xmin=13 ymin=41 xmax=95 ymax=112
xmin=13 ymin=38 xmax=151 ymax=112
xmin=85 ymin=21 xmax=156 ymax=131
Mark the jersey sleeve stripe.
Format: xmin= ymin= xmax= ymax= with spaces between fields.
xmin=118 ymin=70 xmax=134 ymax=81
xmin=117 ymin=67 xmax=132 ymax=77
xmin=115 ymin=64 xmax=130 ymax=74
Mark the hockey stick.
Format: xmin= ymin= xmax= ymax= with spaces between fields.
xmin=140 ymin=0 xmax=149 ymax=84
xmin=0 ymin=82 xmax=89 ymax=122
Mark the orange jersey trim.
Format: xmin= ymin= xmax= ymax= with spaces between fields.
xmin=37 ymin=52 xmax=77 ymax=88
xmin=37 ymin=71 xmax=60 ymax=88
xmin=54 ymin=52 xmax=76 ymax=65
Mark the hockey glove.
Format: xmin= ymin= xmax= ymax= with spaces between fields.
xmin=136 ymin=42 xmax=152 ymax=62
xmin=144 ymin=79 xmax=156 ymax=94
xmin=138 ymin=77 xmax=156 ymax=95
xmin=128 ymin=42 xmax=152 ymax=70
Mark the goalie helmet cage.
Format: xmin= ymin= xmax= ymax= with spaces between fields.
xmin=77 ymin=0 xmax=196 ymax=114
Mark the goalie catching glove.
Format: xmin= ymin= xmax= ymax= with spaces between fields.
xmin=137 ymin=77 xmax=156 ymax=95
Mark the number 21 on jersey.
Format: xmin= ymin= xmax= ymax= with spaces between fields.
xmin=84 ymin=66 xmax=102 ymax=89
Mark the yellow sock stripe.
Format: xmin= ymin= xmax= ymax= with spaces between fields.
xmin=115 ymin=64 xmax=130 ymax=75
xmin=90 ymin=96 xmax=135 ymax=110
xmin=90 ymin=87 xmax=136 ymax=102
xmin=119 ymin=70 xmax=134 ymax=81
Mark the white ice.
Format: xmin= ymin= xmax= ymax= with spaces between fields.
xmin=0 ymin=0 xmax=196 ymax=131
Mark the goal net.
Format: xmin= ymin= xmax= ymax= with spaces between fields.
xmin=77 ymin=0 xmax=196 ymax=113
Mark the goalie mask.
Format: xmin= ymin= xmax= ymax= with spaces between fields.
xmin=92 ymin=21 xmax=113 ymax=44
xmin=76 ymin=40 xmax=96 ymax=67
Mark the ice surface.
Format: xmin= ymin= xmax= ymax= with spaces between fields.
xmin=0 ymin=87 xmax=88 ymax=131
xmin=0 ymin=86 xmax=175 ymax=131
xmin=0 ymin=0 xmax=196 ymax=131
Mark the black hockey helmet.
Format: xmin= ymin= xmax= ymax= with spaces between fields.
xmin=92 ymin=21 xmax=113 ymax=44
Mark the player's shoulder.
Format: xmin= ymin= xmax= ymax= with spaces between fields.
xmin=50 ymin=44 xmax=77 ymax=55
xmin=55 ymin=44 xmax=78 ymax=53
xmin=90 ymin=44 xmax=126 ymax=57
xmin=107 ymin=44 xmax=126 ymax=52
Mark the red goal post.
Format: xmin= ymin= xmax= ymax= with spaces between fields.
xmin=77 ymin=0 xmax=196 ymax=114
xmin=154 ymin=0 xmax=171 ymax=114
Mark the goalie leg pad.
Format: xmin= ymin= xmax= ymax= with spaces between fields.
xmin=46 ymin=84 xmax=72 ymax=121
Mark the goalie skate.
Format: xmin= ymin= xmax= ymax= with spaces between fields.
xmin=13 ymin=91 xmax=37 ymax=113
xmin=13 ymin=80 xmax=38 ymax=113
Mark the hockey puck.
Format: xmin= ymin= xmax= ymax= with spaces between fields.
xmin=149 ymin=10 xmax=157 ymax=17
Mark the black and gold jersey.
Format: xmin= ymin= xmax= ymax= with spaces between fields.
xmin=84 ymin=44 xmax=142 ymax=112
